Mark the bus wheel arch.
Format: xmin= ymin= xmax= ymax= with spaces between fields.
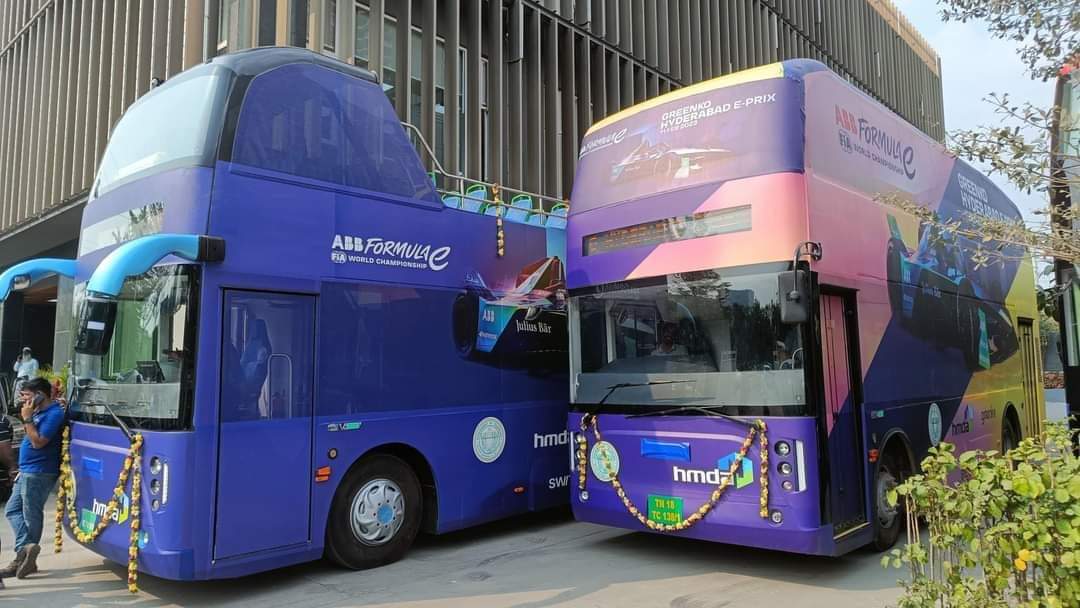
xmin=871 ymin=431 xmax=914 ymax=552
xmin=1001 ymin=403 xmax=1022 ymax=452
xmin=325 ymin=445 xmax=437 ymax=570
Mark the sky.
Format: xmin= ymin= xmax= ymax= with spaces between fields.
xmin=893 ymin=1 xmax=1054 ymax=221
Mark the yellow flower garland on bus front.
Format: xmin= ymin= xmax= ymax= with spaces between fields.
xmin=54 ymin=426 xmax=144 ymax=593
xmin=576 ymin=415 xmax=770 ymax=532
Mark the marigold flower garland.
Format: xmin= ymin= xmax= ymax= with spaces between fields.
xmin=54 ymin=426 xmax=145 ymax=593
xmin=576 ymin=414 xmax=770 ymax=532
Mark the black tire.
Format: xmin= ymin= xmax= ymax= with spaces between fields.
xmin=451 ymin=292 xmax=479 ymax=359
xmin=871 ymin=450 xmax=904 ymax=552
xmin=1001 ymin=415 xmax=1020 ymax=453
xmin=325 ymin=454 xmax=423 ymax=570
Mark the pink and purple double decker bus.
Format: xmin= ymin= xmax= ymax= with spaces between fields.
xmin=566 ymin=60 xmax=1045 ymax=555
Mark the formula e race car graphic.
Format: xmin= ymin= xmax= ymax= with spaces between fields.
xmin=885 ymin=215 xmax=1018 ymax=371
xmin=610 ymin=140 xmax=733 ymax=184
xmin=451 ymin=256 xmax=567 ymax=365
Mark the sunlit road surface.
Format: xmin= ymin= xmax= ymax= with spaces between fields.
xmin=0 ymin=501 xmax=902 ymax=608
xmin=3 ymin=389 xmax=1071 ymax=607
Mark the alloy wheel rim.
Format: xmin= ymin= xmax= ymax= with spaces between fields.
xmin=350 ymin=478 xmax=405 ymax=546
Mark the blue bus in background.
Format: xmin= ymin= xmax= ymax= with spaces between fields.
xmin=46 ymin=48 xmax=570 ymax=580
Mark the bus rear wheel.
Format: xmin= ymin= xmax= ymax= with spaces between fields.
xmin=326 ymin=454 xmax=423 ymax=570
xmin=871 ymin=450 xmax=904 ymax=552
xmin=1002 ymin=415 xmax=1020 ymax=453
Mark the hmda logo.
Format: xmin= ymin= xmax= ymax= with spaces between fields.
xmin=91 ymin=493 xmax=130 ymax=524
xmin=672 ymin=453 xmax=755 ymax=489
xmin=534 ymin=430 xmax=570 ymax=449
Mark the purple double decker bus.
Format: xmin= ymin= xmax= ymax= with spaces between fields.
xmin=1 ymin=47 xmax=572 ymax=580
xmin=566 ymin=60 xmax=1044 ymax=555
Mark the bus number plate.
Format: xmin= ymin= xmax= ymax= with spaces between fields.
xmin=648 ymin=494 xmax=684 ymax=525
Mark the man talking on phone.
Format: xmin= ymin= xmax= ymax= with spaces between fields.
xmin=0 ymin=377 xmax=64 ymax=579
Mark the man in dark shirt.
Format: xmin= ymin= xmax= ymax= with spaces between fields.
xmin=0 ymin=377 xmax=64 ymax=580
xmin=0 ymin=412 xmax=15 ymax=589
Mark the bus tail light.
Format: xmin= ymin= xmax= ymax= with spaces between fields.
xmin=795 ymin=441 xmax=807 ymax=492
xmin=161 ymin=461 xmax=170 ymax=505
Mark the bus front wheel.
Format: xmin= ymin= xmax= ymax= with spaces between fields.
xmin=326 ymin=454 xmax=423 ymax=570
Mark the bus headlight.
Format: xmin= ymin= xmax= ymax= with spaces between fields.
xmin=782 ymin=480 xmax=794 ymax=491
xmin=770 ymin=510 xmax=783 ymax=524
xmin=774 ymin=441 xmax=791 ymax=456
xmin=778 ymin=462 xmax=793 ymax=476
xmin=150 ymin=479 xmax=161 ymax=495
xmin=149 ymin=457 xmax=163 ymax=475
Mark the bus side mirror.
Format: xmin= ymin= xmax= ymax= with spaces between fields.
xmin=778 ymin=270 xmax=810 ymax=324
xmin=74 ymin=297 xmax=118 ymax=356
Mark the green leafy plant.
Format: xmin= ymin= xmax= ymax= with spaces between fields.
xmin=884 ymin=422 xmax=1080 ymax=607
xmin=36 ymin=363 xmax=70 ymax=399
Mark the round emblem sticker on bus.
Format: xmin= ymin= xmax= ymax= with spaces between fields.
xmin=928 ymin=403 xmax=943 ymax=447
xmin=472 ymin=417 xmax=506 ymax=463
xmin=590 ymin=441 xmax=620 ymax=482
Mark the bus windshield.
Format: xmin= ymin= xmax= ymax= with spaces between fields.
xmin=571 ymin=263 xmax=805 ymax=413
xmin=70 ymin=265 xmax=199 ymax=431
xmin=93 ymin=70 xmax=230 ymax=196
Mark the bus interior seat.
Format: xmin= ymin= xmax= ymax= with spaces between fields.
xmin=505 ymin=194 xmax=534 ymax=223
xmin=547 ymin=204 xmax=568 ymax=229
xmin=526 ymin=208 xmax=546 ymax=226
xmin=698 ymin=317 xmax=734 ymax=371
xmin=462 ymin=184 xmax=488 ymax=213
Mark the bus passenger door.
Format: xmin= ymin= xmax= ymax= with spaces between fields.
xmin=215 ymin=291 xmax=316 ymax=560
xmin=818 ymin=291 xmax=867 ymax=535
xmin=1017 ymin=319 xmax=1043 ymax=437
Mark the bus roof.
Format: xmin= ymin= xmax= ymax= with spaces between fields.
xmin=208 ymin=46 xmax=378 ymax=82
xmin=586 ymin=59 xmax=829 ymax=135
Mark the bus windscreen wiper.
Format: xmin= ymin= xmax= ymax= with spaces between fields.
xmin=75 ymin=378 xmax=134 ymax=441
xmin=628 ymin=404 xmax=756 ymax=429
xmin=100 ymin=401 xmax=135 ymax=441
xmin=586 ymin=380 xmax=696 ymax=416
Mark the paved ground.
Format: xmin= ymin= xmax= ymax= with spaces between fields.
xmin=1 ymin=389 xmax=1070 ymax=607
xmin=0 ymin=504 xmax=903 ymax=608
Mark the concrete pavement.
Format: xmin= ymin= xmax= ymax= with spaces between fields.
xmin=0 ymin=505 xmax=902 ymax=608
xmin=5 ymin=389 xmax=1070 ymax=607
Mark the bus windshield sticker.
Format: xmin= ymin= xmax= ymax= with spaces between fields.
xmin=582 ymin=205 xmax=751 ymax=256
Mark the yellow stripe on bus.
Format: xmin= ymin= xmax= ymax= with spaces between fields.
xmin=585 ymin=63 xmax=787 ymax=135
